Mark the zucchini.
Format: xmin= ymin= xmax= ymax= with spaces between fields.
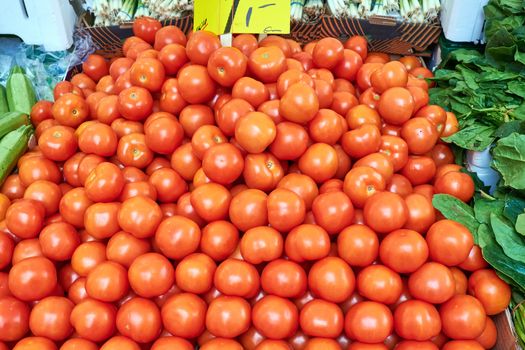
xmin=6 ymin=68 xmax=36 ymax=114
xmin=0 ymin=112 xmax=30 ymax=139
xmin=0 ymin=85 xmax=7 ymax=114
xmin=0 ymin=125 xmax=33 ymax=186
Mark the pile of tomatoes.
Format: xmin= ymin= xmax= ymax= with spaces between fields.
xmin=0 ymin=16 xmax=513 ymax=350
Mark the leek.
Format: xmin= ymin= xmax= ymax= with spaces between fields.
xmin=291 ymin=0 xmax=305 ymax=21
xmin=303 ymin=0 xmax=324 ymax=22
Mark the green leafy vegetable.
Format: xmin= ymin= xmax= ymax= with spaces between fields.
xmin=432 ymin=194 xmax=479 ymax=242
xmin=474 ymin=198 xmax=504 ymax=224
xmin=492 ymin=133 xmax=525 ymax=189
xmin=491 ymin=213 xmax=525 ymax=263
xmin=516 ymin=214 xmax=525 ymax=235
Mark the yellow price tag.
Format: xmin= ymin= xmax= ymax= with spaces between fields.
xmin=194 ymin=0 xmax=290 ymax=35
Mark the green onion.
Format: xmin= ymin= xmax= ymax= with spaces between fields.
xmin=303 ymin=0 xmax=324 ymax=22
xmin=291 ymin=0 xmax=305 ymax=21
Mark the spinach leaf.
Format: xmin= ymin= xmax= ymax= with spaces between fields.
xmin=474 ymin=199 xmax=504 ymax=224
xmin=495 ymin=120 xmax=525 ymax=137
xmin=443 ymin=124 xmax=496 ymax=151
xmin=480 ymin=226 xmax=525 ymax=291
xmin=432 ymin=194 xmax=480 ymax=242
xmin=517 ymin=213 xmax=525 ymax=235
xmin=503 ymin=194 xmax=525 ymax=222
xmin=492 ymin=133 xmax=525 ymax=189
xmin=478 ymin=223 xmax=493 ymax=249
xmin=491 ymin=213 xmax=525 ymax=263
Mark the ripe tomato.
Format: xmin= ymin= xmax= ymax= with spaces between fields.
xmin=117 ymin=196 xmax=162 ymax=239
xmin=201 ymin=338 xmax=243 ymax=350
xmin=61 ymin=338 xmax=98 ymax=350
xmin=12 ymin=337 xmax=57 ymax=350
xmin=239 ymin=226 xmax=280 ymax=264
xmin=408 ymin=262 xmax=455 ymax=304
xmin=334 ymin=49 xmax=363 ymax=81
xmin=154 ymin=26 xmax=186 ymax=50
xmin=280 ymin=82 xmax=319 ymax=124
xmin=52 ymin=93 xmax=89 ymax=128
xmin=214 ymin=258 xmax=259 ymax=298
xmin=30 ymin=100 xmax=53 ymax=125
xmin=401 ymin=156 xmax=436 ymax=186
xmin=39 ymin=222 xmax=79 ymax=262
xmin=312 ymin=38 xmax=344 ymax=69
xmin=178 ymin=65 xmax=217 ymax=104
xmin=401 ymin=117 xmax=439 ymax=155
xmin=197 ymin=221 xmax=238 ymax=262
xmin=394 ymin=300 xmax=441 ymax=341
xmin=343 ymin=166 xmax=385 ymax=208
xmin=155 ymin=215 xmax=201 ymax=259
xmin=5 ymin=199 xmax=45 ymax=239
xmin=331 ymin=91 xmax=359 ymax=116
xmin=206 ymin=295 xmax=251 ymax=338
xmin=353 ymin=152 xmax=394 ymax=183
xmin=260 ymin=259 xmax=306 ymax=298
xmin=270 ymin=122 xmax=309 ymax=160
xmin=151 ymin=337 xmax=193 ymax=350
xmin=277 ymin=173 xmax=318 ymax=210
xmin=345 ymin=301 xmax=393 ymax=343
xmin=267 ymin=188 xmax=306 ymax=233
xmin=298 ymin=143 xmax=338 ymax=183
xmin=116 ymin=298 xmax=161 ymax=343
xmin=440 ymin=295 xmax=486 ymax=340
xmin=337 ymin=224 xmax=378 ymax=267
xmin=162 ymin=294 xmax=207 ymax=339
xmin=344 ymin=36 xmax=368 ymax=60
xmin=186 ymin=31 xmax=221 ymax=65
xmin=82 ymin=54 xmax=109 ymax=82
xmin=129 ymin=58 xmax=165 ymax=92
xmin=468 ymin=269 xmax=511 ymax=315
xmin=190 ymin=183 xmax=231 ymax=222
xmin=207 ymin=47 xmax=247 ymax=87
xmin=357 ymin=264 xmax=402 ymax=304
xmin=311 ymin=191 xmax=354 ymax=234
xmin=232 ymin=77 xmax=269 ymax=108
xmin=106 ymin=231 xmax=150 ymax=268
xmin=442 ymin=341 xmax=484 ymax=350
xmin=233 ymin=34 xmax=258 ymax=56
xmin=370 ymin=61 xmax=408 ymax=93
xmin=309 ymin=109 xmax=346 ymax=145
xmin=429 ymin=143 xmax=454 ymax=168
xmin=378 ymin=135 xmax=409 ymax=172
xmin=133 ymin=17 xmax=161 ymax=44
xmin=285 ymin=224 xmax=330 ymax=262
xmin=71 ymin=299 xmax=116 ymax=342
xmin=38 ymin=125 xmax=77 ymax=161
xmin=379 ymin=229 xmax=428 ymax=273
xmin=434 ymin=171 xmax=475 ymax=203
xmin=249 ymin=46 xmax=287 ymax=83
xmin=364 ymin=191 xmax=407 ymax=234
xmin=235 ymin=111 xmax=276 ymax=153
xmin=309 ymin=257 xmax=355 ymax=303
xmin=252 ymin=295 xmax=299 ymax=340
xmin=341 ymin=124 xmax=381 ymax=159
xmin=118 ymin=86 xmax=153 ymax=121
xmin=442 ymin=112 xmax=459 ymax=137
xmin=404 ymin=193 xmax=436 ymax=233
xmin=378 ymin=87 xmax=414 ymax=125
xmin=426 ymin=220 xmax=474 ymax=266
xmin=300 ymin=299 xmax=343 ymax=338
xmin=0 ymin=296 xmax=30 ymax=341
xmin=229 ymin=189 xmax=268 ymax=231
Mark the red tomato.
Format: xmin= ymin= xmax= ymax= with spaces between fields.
xmin=394 ymin=300 xmax=441 ymax=341
xmin=440 ymin=295 xmax=487 ymax=340
xmin=345 ymin=301 xmax=393 ymax=343
xmin=133 ymin=17 xmax=162 ymax=44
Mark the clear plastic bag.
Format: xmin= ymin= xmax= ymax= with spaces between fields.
xmin=0 ymin=30 xmax=94 ymax=102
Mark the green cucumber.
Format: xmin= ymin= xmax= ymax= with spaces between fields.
xmin=10 ymin=66 xmax=25 ymax=75
xmin=0 ymin=112 xmax=30 ymax=139
xmin=6 ymin=70 xmax=36 ymax=114
xmin=0 ymin=85 xmax=8 ymax=114
xmin=0 ymin=125 xmax=33 ymax=186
